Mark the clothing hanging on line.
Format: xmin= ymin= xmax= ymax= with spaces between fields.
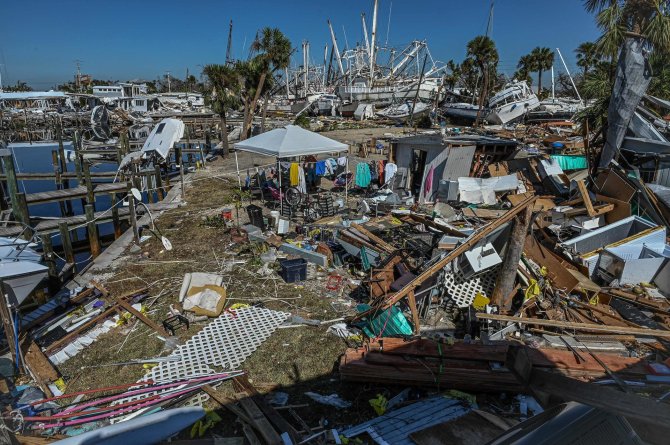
xmin=384 ymin=162 xmax=398 ymax=184
xmin=355 ymin=162 xmax=371 ymax=188
xmin=289 ymin=163 xmax=300 ymax=186
xmin=297 ymin=166 xmax=307 ymax=193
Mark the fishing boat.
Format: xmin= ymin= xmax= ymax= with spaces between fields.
xmin=441 ymin=102 xmax=487 ymax=124
xmin=337 ymin=78 xmax=443 ymax=107
xmin=485 ymin=80 xmax=540 ymax=125
xmin=314 ymin=94 xmax=341 ymax=116
xmin=376 ymin=101 xmax=431 ymax=122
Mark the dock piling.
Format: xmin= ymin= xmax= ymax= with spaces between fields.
xmin=58 ymin=221 xmax=76 ymax=272
xmin=85 ymin=204 xmax=101 ymax=258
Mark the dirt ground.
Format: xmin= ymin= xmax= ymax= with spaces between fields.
xmin=56 ymin=125 xmax=413 ymax=436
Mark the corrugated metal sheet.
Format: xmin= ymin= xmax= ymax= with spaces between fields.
xmin=341 ymin=396 xmax=470 ymax=445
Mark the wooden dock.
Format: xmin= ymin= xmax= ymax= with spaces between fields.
xmin=0 ymin=202 xmax=172 ymax=237
xmin=25 ymin=183 xmax=128 ymax=205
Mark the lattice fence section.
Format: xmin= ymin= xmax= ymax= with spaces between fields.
xmin=115 ymin=307 xmax=288 ymax=408
xmin=442 ymin=265 xmax=500 ymax=308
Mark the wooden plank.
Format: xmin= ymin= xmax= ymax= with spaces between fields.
xmin=461 ymin=207 xmax=508 ymax=219
xmin=116 ymin=299 xmax=168 ymax=336
xmin=576 ymin=179 xmax=596 ymax=217
xmin=371 ymin=195 xmax=537 ymax=315
xmin=235 ymin=396 xmax=282 ymax=445
xmin=476 ymin=313 xmax=670 ymax=338
xmin=23 ymin=339 xmax=59 ymax=382
xmin=351 ymin=223 xmax=395 ymax=253
xmin=407 ymin=213 xmax=467 ymax=238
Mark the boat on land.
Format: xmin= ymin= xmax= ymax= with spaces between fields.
xmin=486 ymin=80 xmax=540 ymax=125
xmin=377 ymin=101 xmax=431 ymax=122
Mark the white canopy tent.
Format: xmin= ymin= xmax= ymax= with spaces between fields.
xmin=232 ymin=125 xmax=350 ymax=212
xmin=233 ymin=125 xmax=348 ymax=157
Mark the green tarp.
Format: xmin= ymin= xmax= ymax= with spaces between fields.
xmin=550 ymin=155 xmax=588 ymax=171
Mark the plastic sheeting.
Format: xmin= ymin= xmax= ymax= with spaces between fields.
xmin=550 ymin=155 xmax=587 ymax=171
xmin=458 ymin=174 xmax=520 ymax=204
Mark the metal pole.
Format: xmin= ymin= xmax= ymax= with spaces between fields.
xmin=556 ymin=47 xmax=582 ymax=104
xmin=235 ymin=150 xmax=242 ymax=190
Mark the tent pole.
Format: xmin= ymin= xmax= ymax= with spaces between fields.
xmin=235 ymin=150 xmax=242 ymax=191
xmin=345 ymin=155 xmax=349 ymax=212
xmin=278 ymin=158 xmax=283 ymax=215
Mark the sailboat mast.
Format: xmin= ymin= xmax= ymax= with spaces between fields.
xmin=327 ymin=20 xmax=345 ymax=76
xmin=362 ymin=13 xmax=370 ymax=58
xmin=556 ymin=47 xmax=582 ymax=104
xmin=225 ymin=20 xmax=233 ymax=65
xmin=551 ymin=65 xmax=555 ymax=100
xmin=486 ymin=0 xmax=494 ymax=38
xmin=369 ymin=0 xmax=378 ymax=82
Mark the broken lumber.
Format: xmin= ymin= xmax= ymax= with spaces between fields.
xmin=476 ymin=313 xmax=670 ymax=338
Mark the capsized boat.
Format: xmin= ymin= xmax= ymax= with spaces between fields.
xmin=486 ymin=80 xmax=540 ymax=125
xmin=376 ymin=101 xmax=431 ymax=122
xmin=441 ymin=102 xmax=487 ymax=124
xmin=0 ymin=236 xmax=47 ymax=306
xmin=1 ymin=261 xmax=48 ymax=306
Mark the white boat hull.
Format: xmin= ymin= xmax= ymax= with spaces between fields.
xmin=0 ymin=261 xmax=48 ymax=306
xmin=486 ymin=96 xmax=540 ymax=125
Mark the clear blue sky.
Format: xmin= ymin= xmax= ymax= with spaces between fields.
xmin=0 ymin=0 xmax=601 ymax=90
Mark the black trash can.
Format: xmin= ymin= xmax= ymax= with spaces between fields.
xmin=246 ymin=204 xmax=265 ymax=230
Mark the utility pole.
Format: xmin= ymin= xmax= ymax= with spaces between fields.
xmin=165 ymin=71 xmax=172 ymax=93
xmin=0 ymin=64 xmax=4 ymax=92
xmin=74 ymin=59 xmax=83 ymax=92
xmin=226 ymin=20 xmax=234 ymax=65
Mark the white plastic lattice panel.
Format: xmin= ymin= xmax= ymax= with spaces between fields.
xmin=442 ymin=266 xmax=499 ymax=308
xmin=114 ymin=307 xmax=288 ymax=409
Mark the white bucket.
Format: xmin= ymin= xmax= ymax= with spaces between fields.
xmin=270 ymin=210 xmax=280 ymax=227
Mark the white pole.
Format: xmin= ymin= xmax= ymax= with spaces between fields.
xmin=555 ymin=48 xmax=582 ymax=104
xmin=235 ymin=150 xmax=242 ymax=190
xmin=327 ymin=20 xmax=345 ymax=76
xmin=369 ymin=0 xmax=379 ymax=82
xmin=278 ymin=158 xmax=283 ymax=215
xmin=344 ymin=154 xmax=349 ymax=210
xmin=551 ymin=65 xmax=555 ymax=100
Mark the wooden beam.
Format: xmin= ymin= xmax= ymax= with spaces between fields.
xmin=351 ymin=223 xmax=395 ymax=254
xmin=407 ymin=213 xmax=467 ymax=238
xmin=576 ymin=179 xmax=596 ymax=217
xmin=476 ymin=313 xmax=670 ymax=338
xmin=506 ymin=346 xmax=670 ymax=428
xmin=380 ymin=195 xmax=537 ymax=311
xmin=116 ymin=299 xmax=168 ymax=336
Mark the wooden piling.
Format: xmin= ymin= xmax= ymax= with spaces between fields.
xmin=144 ymin=172 xmax=156 ymax=204
xmin=72 ymin=131 xmax=84 ymax=183
xmin=81 ymin=157 xmax=95 ymax=208
xmin=58 ymin=222 xmax=76 ymax=271
xmin=110 ymin=193 xmax=122 ymax=238
xmin=127 ymin=183 xmax=140 ymax=244
xmin=1 ymin=153 xmax=20 ymax=216
xmin=40 ymin=234 xmax=59 ymax=286
xmin=175 ymin=144 xmax=185 ymax=199
xmin=14 ymin=192 xmax=30 ymax=228
xmin=155 ymin=164 xmax=165 ymax=200
xmin=85 ymin=204 xmax=101 ymax=258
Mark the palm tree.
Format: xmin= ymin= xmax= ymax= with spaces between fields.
xmin=575 ymin=41 xmax=599 ymax=74
xmin=466 ymin=35 xmax=499 ymax=126
xmin=516 ymin=54 xmax=537 ymax=87
xmin=242 ymin=27 xmax=292 ymax=139
xmin=530 ymin=47 xmax=554 ymax=96
xmin=203 ymin=64 xmax=239 ymax=154
xmin=584 ymin=0 xmax=670 ymax=167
